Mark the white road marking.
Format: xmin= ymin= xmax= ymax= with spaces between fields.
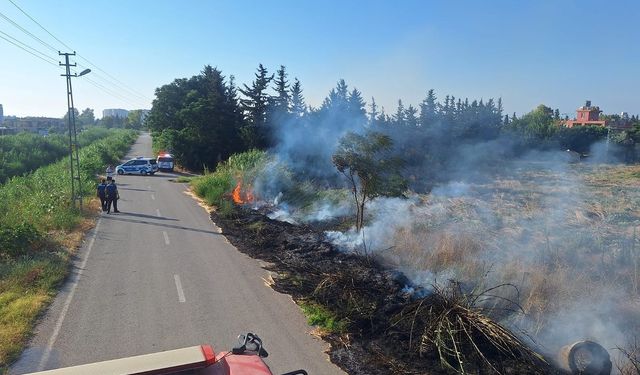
xmin=163 ymin=231 xmax=170 ymax=245
xmin=174 ymin=274 xmax=186 ymax=303
xmin=38 ymin=218 xmax=102 ymax=370
xmin=151 ymin=194 xmax=155 ymax=200
xmin=156 ymin=208 xmax=161 ymax=217
xmin=147 ymin=185 xmax=151 ymax=189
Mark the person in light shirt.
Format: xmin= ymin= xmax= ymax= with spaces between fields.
xmin=106 ymin=164 xmax=114 ymax=179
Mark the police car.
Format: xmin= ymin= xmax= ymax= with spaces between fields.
xmin=116 ymin=157 xmax=159 ymax=175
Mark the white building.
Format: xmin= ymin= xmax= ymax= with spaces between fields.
xmin=102 ymin=108 xmax=129 ymax=118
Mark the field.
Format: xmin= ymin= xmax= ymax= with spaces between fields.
xmin=189 ymin=150 xmax=640 ymax=373
xmin=0 ymin=129 xmax=137 ymax=370
xmin=374 ymin=162 xmax=640 ymax=371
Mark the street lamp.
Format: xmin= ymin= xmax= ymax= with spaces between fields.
xmin=59 ymin=52 xmax=91 ymax=210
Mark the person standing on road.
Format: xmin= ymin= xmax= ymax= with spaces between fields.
xmin=105 ymin=179 xmax=120 ymax=214
xmin=106 ymin=164 xmax=115 ymax=179
xmin=96 ymin=178 xmax=107 ymax=211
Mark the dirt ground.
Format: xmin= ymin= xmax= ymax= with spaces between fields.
xmin=211 ymin=206 xmax=565 ymax=375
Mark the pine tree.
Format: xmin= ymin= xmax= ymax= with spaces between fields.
xmin=347 ymin=88 xmax=366 ymax=119
xmin=290 ymin=78 xmax=306 ymax=117
xmin=272 ymin=65 xmax=290 ymax=114
xmin=368 ymin=97 xmax=379 ymax=127
xmin=394 ymin=99 xmax=406 ymax=126
xmin=239 ymin=64 xmax=273 ymax=148
xmin=419 ymin=89 xmax=437 ymax=127
xmin=405 ymin=104 xmax=418 ymax=128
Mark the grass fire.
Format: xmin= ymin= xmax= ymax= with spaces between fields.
xmin=152 ymin=65 xmax=640 ymax=374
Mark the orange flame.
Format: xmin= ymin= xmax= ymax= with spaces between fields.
xmin=232 ymin=179 xmax=255 ymax=204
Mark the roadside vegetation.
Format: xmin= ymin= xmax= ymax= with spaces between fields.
xmin=0 ymin=127 xmax=114 ymax=183
xmin=0 ymin=129 xmax=137 ymax=369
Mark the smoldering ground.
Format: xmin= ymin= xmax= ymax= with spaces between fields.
xmin=248 ymin=86 xmax=640 ymax=370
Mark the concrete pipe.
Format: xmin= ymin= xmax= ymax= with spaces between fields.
xmin=557 ymin=340 xmax=612 ymax=375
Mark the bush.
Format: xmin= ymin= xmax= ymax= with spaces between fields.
xmin=0 ymin=223 xmax=41 ymax=259
xmin=190 ymin=149 xmax=268 ymax=207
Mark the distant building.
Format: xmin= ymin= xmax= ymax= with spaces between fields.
xmin=2 ymin=116 xmax=64 ymax=134
xmin=0 ymin=104 xmax=4 ymax=124
xmin=562 ymin=100 xmax=606 ymax=128
xmin=102 ymin=108 xmax=129 ymax=118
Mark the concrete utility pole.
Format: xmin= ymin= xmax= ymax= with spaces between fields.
xmin=59 ymin=52 xmax=90 ymax=210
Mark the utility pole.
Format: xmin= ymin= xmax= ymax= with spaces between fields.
xmin=60 ymin=52 xmax=83 ymax=210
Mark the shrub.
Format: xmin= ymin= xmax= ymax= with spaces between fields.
xmin=0 ymin=223 xmax=41 ymax=259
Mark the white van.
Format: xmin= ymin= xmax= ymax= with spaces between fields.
xmin=157 ymin=153 xmax=174 ymax=172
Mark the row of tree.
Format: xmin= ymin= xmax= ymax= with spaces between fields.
xmin=63 ymin=108 xmax=147 ymax=130
xmin=146 ymin=64 xmax=640 ymax=175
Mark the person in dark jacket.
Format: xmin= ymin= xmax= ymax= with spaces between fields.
xmin=105 ymin=179 xmax=120 ymax=214
xmin=96 ymin=179 xmax=107 ymax=211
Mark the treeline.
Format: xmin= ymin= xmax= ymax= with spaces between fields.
xmin=61 ymin=108 xmax=147 ymax=130
xmin=0 ymin=127 xmax=113 ymax=183
xmin=146 ymin=64 xmax=640 ymax=174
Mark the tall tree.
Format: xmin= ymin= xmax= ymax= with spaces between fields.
xmin=419 ymin=89 xmax=438 ymax=127
xmin=239 ymin=64 xmax=273 ymax=148
xmin=271 ymin=65 xmax=290 ymax=114
xmin=290 ymin=78 xmax=306 ymax=118
xmin=368 ymin=97 xmax=379 ymax=127
xmin=394 ymin=99 xmax=406 ymax=127
xmin=77 ymin=108 xmax=95 ymax=127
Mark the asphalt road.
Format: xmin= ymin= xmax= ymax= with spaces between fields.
xmin=11 ymin=133 xmax=344 ymax=375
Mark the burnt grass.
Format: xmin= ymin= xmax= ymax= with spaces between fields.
xmin=212 ymin=206 xmax=564 ymax=375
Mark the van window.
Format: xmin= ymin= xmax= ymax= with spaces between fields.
xmin=150 ymin=160 xmax=157 ymax=165
xmin=158 ymin=157 xmax=173 ymax=162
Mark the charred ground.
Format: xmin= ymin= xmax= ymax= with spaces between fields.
xmin=210 ymin=206 xmax=564 ymax=375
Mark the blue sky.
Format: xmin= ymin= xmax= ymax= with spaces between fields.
xmin=0 ymin=0 xmax=638 ymax=118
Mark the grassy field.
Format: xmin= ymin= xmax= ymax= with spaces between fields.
xmin=0 ymin=129 xmax=137 ymax=370
xmin=374 ymin=162 xmax=640 ymax=370
xmin=187 ymin=150 xmax=640 ymax=371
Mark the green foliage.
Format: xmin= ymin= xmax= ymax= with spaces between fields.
xmin=300 ymin=301 xmax=347 ymax=333
xmin=333 ymin=131 xmax=407 ymax=230
xmin=0 ymin=223 xmax=41 ymax=259
xmin=506 ymin=104 xmax=559 ymax=147
xmin=190 ymin=150 xmax=268 ymax=207
xmin=555 ymin=125 xmax=607 ymax=153
xmin=0 ymin=129 xmax=137 ymax=234
xmin=147 ymin=65 xmax=246 ymax=172
xmin=0 ymin=127 xmax=112 ymax=183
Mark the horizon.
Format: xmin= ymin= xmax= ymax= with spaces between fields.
xmin=0 ymin=0 xmax=638 ymax=119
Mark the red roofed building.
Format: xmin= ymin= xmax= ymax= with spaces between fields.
xmin=562 ymin=100 xmax=606 ymax=128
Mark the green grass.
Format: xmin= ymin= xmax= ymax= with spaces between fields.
xmin=0 ymin=251 xmax=68 ymax=367
xmin=0 ymin=129 xmax=137 ymax=370
xmin=299 ymin=300 xmax=347 ymax=333
xmin=189 ymin=149 xmax=268 ymax=207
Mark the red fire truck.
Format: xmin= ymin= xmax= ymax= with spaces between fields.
xmin=27 ymin=333 xmax=307 ymax=375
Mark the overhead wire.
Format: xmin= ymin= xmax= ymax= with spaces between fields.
xmin=6 ymin=0 xmax=152 ymax=103
xmin=0 ymin=10 xmax=57 ymax=53
xmin=0 ymin=28 xmax=57 ymax=65
xmin=2 ymin=0 xmax=152 ymax=107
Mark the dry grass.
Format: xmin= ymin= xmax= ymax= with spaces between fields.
xmin=378 ymin=161 xmax=640 ymax=367
xmin=390 ymin=282 xmax=546 ymax=374
xmin=0 ymin=197 xmax=102 ymax=370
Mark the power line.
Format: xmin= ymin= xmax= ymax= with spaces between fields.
xmin=7 ymin=0 xmax=73 ymax=51
xmin=0 ymin=31 xmax=58 ymax=67
xmin=76 ymin=56 xmax=152 ymax=102
xmin=0 ymin=28 xmax=57 ymax=64
xmin=7 ymin=0 xmax=152 ymax=103
xmin=0 ymin=10 xmax=57 ymax=53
